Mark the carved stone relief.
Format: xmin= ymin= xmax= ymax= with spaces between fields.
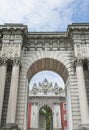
xmin=1 ymin=43 xmax=21 ymax=58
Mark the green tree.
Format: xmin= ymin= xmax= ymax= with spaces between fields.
xmin=39 ymin=107 xmax=52 ymax=130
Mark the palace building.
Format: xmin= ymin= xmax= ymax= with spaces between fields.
xmin=0 ymin=23 xmax=89 ymax=130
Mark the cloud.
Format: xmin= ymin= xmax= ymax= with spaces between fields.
xmin=0 ymin=0 xmax=88 ymax=31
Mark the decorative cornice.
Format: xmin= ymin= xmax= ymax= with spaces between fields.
xmin=27 ymin=33 xmax=67 ymax=40
xmin=67 ymin=23 xmax=89 ymax=38
xmin=0 ymin=24 xmax=28 ymax=38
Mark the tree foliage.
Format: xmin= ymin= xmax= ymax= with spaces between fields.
xmin=39 ymin=107 xmax=52 ymax=130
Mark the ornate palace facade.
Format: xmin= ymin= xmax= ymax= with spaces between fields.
xmin=0 ymin=23 xmax=89 ymax=130
xmin=28 ymin=79 xmax=67 ymax=130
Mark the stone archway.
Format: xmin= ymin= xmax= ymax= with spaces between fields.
xmin=19 ymin=48 xmax=74 ymax=130
xmin=26 ymin=57 xmax=70 ymax=130
xmin=1 ymin=24 xmax=89 ymax=130
xmin=27 ymin=58 xmax=68 ymax=83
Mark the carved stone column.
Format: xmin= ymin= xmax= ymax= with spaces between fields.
xmin=75 ymin=59 xmax=89 ymax=129
xmin=6 ymin=58 xmax=20 ymax=124
xmin=0 ymin=58 xmax=7 ymax=123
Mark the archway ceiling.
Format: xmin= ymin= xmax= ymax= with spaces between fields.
xmin=27 ymin=58 xmax=68 ymax=83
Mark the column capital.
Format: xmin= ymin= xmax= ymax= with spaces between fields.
xmin=74 ymin=58 xmax=83 ymax=67
xmin=12 ymin=58 xmax=21 ymax=66
xmin=0 ymin=57 xmax=7 ymax=66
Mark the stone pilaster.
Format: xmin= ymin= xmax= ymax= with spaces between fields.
xmin=53 ymin=112 xmax=56 ymax=128
xmin=30 ymin=103 xmax=38 ymax=129
xmin=0 ymin=58 xmax=7 ymax=123
xmin=75 ymin=59 xmax=89 ymax=129
xmin=53 ymin=104 xmax=61 ymax=129
xmin=6 ymin=58 xmax=20 ymax=124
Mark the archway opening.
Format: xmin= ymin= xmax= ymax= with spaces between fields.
xmin=39 ymin=106 xmax=53 ymax=130
xmin=29 ymin=70 xmax=65 ymax=91
xmin=27 ymin=58 xmax=69 ymax=130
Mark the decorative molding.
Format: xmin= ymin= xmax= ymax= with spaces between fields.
xmin=24 ymin=38 xmax=72 ymax=51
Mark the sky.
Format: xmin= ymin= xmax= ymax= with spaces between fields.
xmin=29 ymin=71 xmax=64 ymax=90
xmin=0 ymin=0 xmax=89 ymax=88
xmin=0 ymin=0 xmax=89 ymax=32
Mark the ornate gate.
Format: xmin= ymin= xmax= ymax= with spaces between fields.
xmin=0 ymin=23 xmax=89 ymax=130
xmin=28 ymin=79 xmax=66 ymax=130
